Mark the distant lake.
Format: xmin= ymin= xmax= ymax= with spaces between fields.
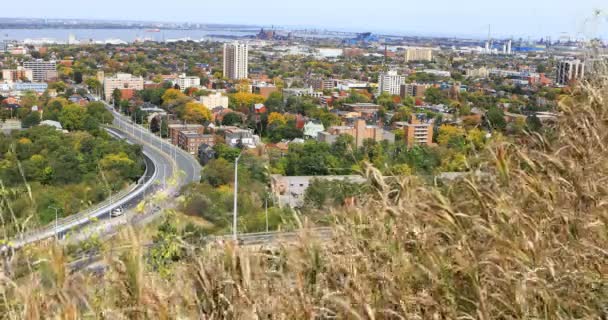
xmin=0 ymin=28 xmax=260 ymax=43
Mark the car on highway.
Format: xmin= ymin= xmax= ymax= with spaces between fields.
xmin=110 ymin=208 xmax=124 ymax=218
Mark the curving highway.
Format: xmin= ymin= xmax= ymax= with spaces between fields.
xmin=107 ymin=103 xmax=202 ymax=184
xmin=5 ymin=103 xmax=202 ymax=249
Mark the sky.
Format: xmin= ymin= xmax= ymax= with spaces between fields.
xmin=4 ymin=0 xmax=608 ymax=39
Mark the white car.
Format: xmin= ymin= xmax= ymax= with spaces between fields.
xmin=110 ymin=208 xmax=124 ymax=217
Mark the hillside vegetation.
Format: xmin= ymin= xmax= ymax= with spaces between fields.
xmin=0 ymin=78 xmax=607 ymax=318
xmin=0 ymin=114 xmax=144 ymax=238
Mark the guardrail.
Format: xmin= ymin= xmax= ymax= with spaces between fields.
xmin=9 ymin=140 xmax=158 ymax=249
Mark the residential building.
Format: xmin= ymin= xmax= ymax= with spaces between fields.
xmin=198 ymin=143 xmax=216 ymax=165
xmin=556 ymin=59 xmax=585 ymax=85
xmin=223 ymin=127 xmax=258 ymax=148
xmin=378 ymin=71 xmax=405 ymax=95
xmin=177 ymin=131 xmax=215 ymax=154
xmin=252 ymin=83 xmax=279 ymax=98
xmin=336 ymin=79 xmax=370 ymax=91
xmin=400 ymin=83 xmax=429 ymax=98
xmin=303 ymin=121 xmax=324 ymax=139
xmin=283 ymin=87 xmax=323 ymax=98
xmin=13 ymin=82 xmax=48 ymax=93
xmin=271 ymin=174 xmax=366 ymax=208
xmin=422 ymin=69 xmax=451 ymax=77
xmin=2 ymin=67 xmax=33 ymax=82
xmin=405 ymin=48 xmax=433 ymax=62
xmin=321 ymin=119 xmax=394 ymax=147
xmin=200 ymin=92 xmax=229 ymax=108
xmin=343 ymin=103 xmax=381 ymax=113
xmin=174 ymin=73 xmax=200 ymax=89
xmin=23 ymin=59 xmax=56 ymax=82
xmin=168 ymin=123 xmax=205 ymax=145
xmin=308 ymin=78 xmax=336 ymax=91
xmin=466 ymin=67 xmax=490 ymax=78
xmin=398 ymin=117 xmax=434 ymax=147
xmin=223 ymin=42 xmax=249 ymax=80
xmin=0 ymin=41 xmax=6 ymax=52
xmin=103 ymin=73 xmax=144 ymax=101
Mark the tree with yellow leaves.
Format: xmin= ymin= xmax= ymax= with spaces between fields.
xmin=437 ymin=125 xmax=465 ymax=147
xmin=162 ymin=88 xmax=189 ymax=107
xmin=230 ymin=92 xmax=265 ymax=109
xmin=267 ymin=112 xmax=287 ymax=126
xmin=183 ymin=102 xmax=212 ymax=124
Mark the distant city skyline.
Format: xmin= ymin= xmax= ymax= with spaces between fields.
xmin=3 ymin=0 xmax=608 ymax=39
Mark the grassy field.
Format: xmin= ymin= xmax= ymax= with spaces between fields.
xmin=0 ymin=77 xmax=607 ymax=319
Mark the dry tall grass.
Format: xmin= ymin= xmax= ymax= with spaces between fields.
xmin=0 ymin=77 xmax=607 ymax=319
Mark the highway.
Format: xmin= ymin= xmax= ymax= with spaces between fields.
xmin=107 ymin=103 xmax=202 ymax=184
xmin=5 ymin=104 xmax=202 ymax=250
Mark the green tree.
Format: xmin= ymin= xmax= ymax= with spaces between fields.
xmin=112 ymin=88 xmax=121 ymax=106
xmin=22 ymin=111 xmax=41 ymax=128
xmin=221 ymin=112 xmax=243 ymax=126
xmin=200 ymin=158 xmax=233 ymax=187
xmin=486 ymin=107 xmax=507 ymax=131
xmin=59 ymin=104 xmax=87 ymax=131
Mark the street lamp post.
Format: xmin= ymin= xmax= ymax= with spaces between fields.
xmin=233 ymin=153 xmax=242 ymax=242
xmin=48 ymin=206 xmax=60 ymax=240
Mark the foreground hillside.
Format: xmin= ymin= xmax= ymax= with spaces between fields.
xmin=0 ymin=78 xmax=607 ymax=318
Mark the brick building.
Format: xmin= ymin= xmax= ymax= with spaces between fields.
xmin=177 ymin=131 xmax=215 ymax=154
xmin=396 ymin=117 xmax=434 ymax=147
xmin=168 ymin=123 xmax=205 ymax=145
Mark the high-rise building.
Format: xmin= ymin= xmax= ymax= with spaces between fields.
xmin=223 ymin=42 xmax=249 ymax=80
xmin=23 ymin=59 xmax=57 ymax=82
xmin=556 ymin=59 xmax=585 ymax=85
xmin=103 ymin=73 xmax=144 ymax=101
xmin=400 ymin=83 xmax=429 ymax=98
xmin=405 ymin=48 xmax=433 ymax=62
xmin=378 ymin=71 xmax=405 ymax=96
xmin=398 ymin=117 xmax=434 ymax=147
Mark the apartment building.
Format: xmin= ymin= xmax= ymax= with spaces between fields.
xmin=174 ymin=73 xmax=200 ymax=89
xmin=405 ymin=48 xmax=433 ymax=62
xmin=252 ymin=83 xmax=279 ymax=98
xmin=103 ymin=73 xmax=144 ymax=101
xmin=378 ymin=71 xmax=405 ymax=95
xmin=400 ymin=83 xmax=429 ymax=98
xmin=23 ymin=59 xmax=57 ymax=82
xmin=168 ymin=123 xmax=205 ymax=145
xmin=396 ymin=117 xmax=434 ymax=147
xmin=177 ymin=131 xmax=215 ymax=154
xmin=223 ymin=42 xmax=249 ymax=80
xmin=200 ymin=92 xmax=229 ymax=108
xmin=320 ymin=119 xmax=394 ymax=147
xmin=308 ymin=77 xmax=336 ymax=91
xmin=556 ymin=59 xmax=585 ymax=85
xmin=2 ymin=67 xmax=33 ymax=82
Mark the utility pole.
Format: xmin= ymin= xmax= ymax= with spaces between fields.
xmin=265 ymin=194 xmax=269 ymax=233
xmin=233 ymin=153 xmax=242 ymax=242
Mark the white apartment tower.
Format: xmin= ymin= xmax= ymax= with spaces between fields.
xmin=223 ymin=42 xmax=249 ymax=80
xmin=378 ymin=70 xmax=406 ymax=96
xmin=23 ymin=59 xmax=57 ymax=82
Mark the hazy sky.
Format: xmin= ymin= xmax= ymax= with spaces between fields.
xmin=4 ymin=0 xmax=608 ymax=39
